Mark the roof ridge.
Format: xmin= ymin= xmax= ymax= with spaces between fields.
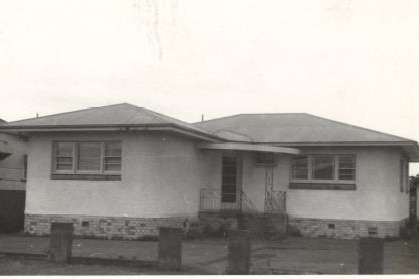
xmin=305 ymin=113 xmax=415 ymax=142
xmin=193 ymin=114 xmax=245 ymax=125
xmin=193 ymin=113 xmax=308 ymax=125
xmin=141 ymin=107 xmax=216 ymax=134
xmin=4 ymin=103 xmax=138 ymax=126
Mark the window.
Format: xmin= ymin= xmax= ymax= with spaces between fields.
xmin=104 ymin=142 xmax=122 ymax=171
xmin=291 ymin=156 xmax=309 ymax=180
xmin=338 ymin=155 xmax=356 ymax=181
xmin=78 ymin=142 xmax=101 ymax=171
xmin=54 ymin=142 xmax=74 ymax=171
xmin=52 ymin=141 xmax=122 ymax=175
xmin=291 ymin=154 xmax=356 ymax=182
xmin=312 ymin=156 xmax=334 ymax=180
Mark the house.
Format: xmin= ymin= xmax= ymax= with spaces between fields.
xmin=0 ymin=120 xmax=28 ymax=233
xmin=0 ymin=103 xmax=417 ymax=239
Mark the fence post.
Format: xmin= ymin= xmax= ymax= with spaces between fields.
xmin=227 ymin=229 xmax=251 ymax=274
xmin=158 ymin=227 xmax=183 ymax=271
xmin=49 ymin=222 xmax=74 ymax=263
xmin=358 ymin=237 xmax=384 ymax=274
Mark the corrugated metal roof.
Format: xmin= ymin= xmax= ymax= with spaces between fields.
xmin=1 ymin=103 xmax=219 ymax=140
xmin=193 ymin=113 xmax=414 ymax=143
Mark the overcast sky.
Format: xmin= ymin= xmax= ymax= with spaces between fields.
xmin=1 ymin=0 xmax=419 ymax=173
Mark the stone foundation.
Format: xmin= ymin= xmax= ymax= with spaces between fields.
xmin=288 ymin=217 xmax=407 ymax=239
xmin=24 ymin=214 xmax=186 ymax=240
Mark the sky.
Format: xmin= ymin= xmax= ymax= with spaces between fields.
xmin=1 ymin=0 xmax=419 ymax=173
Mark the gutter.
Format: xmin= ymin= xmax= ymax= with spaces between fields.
xmin=0 ymin=123 xmax=225 ymax=143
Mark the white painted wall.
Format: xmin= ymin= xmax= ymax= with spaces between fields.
xmin=25 ymin=131 xmax=205 ymax=219
xmin=285 ymin=147 xmax=409 ymax=222
xmin=202 ymin=147 xmax=409 ymax=222
xmin=26 ymin=131 xmax=409 ymax=223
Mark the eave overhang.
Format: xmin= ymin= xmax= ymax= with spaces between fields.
xmin=263 ymin=141 xmax=419 ymax=162
xmin=0 ymin=124 xmax=223 ymax=143
xmin=198 ymin=142 xmax=301 ymax=155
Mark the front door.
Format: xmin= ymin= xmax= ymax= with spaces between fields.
xmin=221 ymin=155 xmax=241 ymax=210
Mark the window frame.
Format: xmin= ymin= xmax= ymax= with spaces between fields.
xmin=290 ymin=154 xmax=356 ymax=184
xmin=52 ymin=140 xmax=122 ymax=175
xmin=312 ymin=155 xmax=336 ymax=181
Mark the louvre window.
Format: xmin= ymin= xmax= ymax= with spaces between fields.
xmin=53 ymin=141 xmax=122 ymax=174
xmin=291 ymin=156 xmax=309 ymax=180
xmin=54 ymin=142 xmax=74 ymax=171
xmin=104 ymin=142 xmax=122 ymax=171
xmin=291 ymin=154 xmax=356 ymax=182
xmin=338 ymin=155 xmax=356 ymax=181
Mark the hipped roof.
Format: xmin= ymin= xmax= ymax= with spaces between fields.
xmin=193 ymin=113 xmax=419 ymax=161
xmin=0 ymin=103 xmax=417 ymax=160
xmin=0 ymin=103 xmax=221 ymax=141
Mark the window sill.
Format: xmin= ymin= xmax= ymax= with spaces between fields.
xmin=289 ymin=182 xmax=356 ymax=190
xmin=51 ymin=173 xmax=121 ymax=181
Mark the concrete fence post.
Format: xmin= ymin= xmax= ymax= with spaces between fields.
xmin=158 ymin=227 xmax=183 ymax=271
xmin=227 ymin=229 xmax=251 ymax=275
xmin=358 ymin=237 xmax=384 ymax=274
xmin=49 ymin=222 xmax=74 ymax=263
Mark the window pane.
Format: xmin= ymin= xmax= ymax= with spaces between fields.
xmin=104 ymin=164 xmax=121 ymax=171
xmin=338 ymin=156 xmax=356 ymax=180
xmin=78 ymin=142 xmax=101 ymax=171
xmin=104 ymin=157 xmax=121 ymax=171
xmin=292 ymin=156 xmax=308 ymax=180
xmin=222 ymin=175 xmax=236 ymax=185
xmin=55 ymin=142 xmax=73 ymax=156
xmin=56 ymin=157 xmax=73 ymax=170
xmin=105 ymin=141 xmax=122 ymax=156
xmin=313 ymin=156 xmax=334 ymax=180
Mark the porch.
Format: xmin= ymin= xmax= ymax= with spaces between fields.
xmin=199 ymin=188 xmax=286 ymax=214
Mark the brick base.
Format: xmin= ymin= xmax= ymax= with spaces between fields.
xmin=24 ymin=214 xmax=186 ymax=240
xmin=288 ymin=217 xmax=407 ymax=239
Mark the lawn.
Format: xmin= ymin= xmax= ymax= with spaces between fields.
xmin=2 ymin=234 xmax=419 ymax=274
xmin=0 ymin=257 xmax=190 ymax=275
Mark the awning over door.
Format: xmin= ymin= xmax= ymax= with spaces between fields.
xmin=198 ymin=142 xmax=301 ymax=155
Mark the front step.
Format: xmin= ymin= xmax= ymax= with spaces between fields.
xmin=237 ymin=213 xmax=287 ymax=239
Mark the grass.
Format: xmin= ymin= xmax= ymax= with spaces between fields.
xmin=0 ymin=257 xmax=192 ymax=275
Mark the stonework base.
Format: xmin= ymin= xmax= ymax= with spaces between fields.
xmin=288 ymin=217 xmax=407 ymax=239
xmin=25 ymin=214 xmax=185 ymax=240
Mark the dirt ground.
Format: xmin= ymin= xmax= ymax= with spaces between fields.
xmin=1 ymin=234 xmax=419 ymax=274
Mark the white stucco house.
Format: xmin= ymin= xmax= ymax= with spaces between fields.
xmin=0 ymin=103 xmax=417 ymax=239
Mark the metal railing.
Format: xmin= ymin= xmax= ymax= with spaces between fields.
xmin=265 ymin=190 xmax=286 ymax=213
xmin=199 ymin=188 xmax=286 ymax=213
xmin=199 ymin=188 xmax=241 ymax=211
